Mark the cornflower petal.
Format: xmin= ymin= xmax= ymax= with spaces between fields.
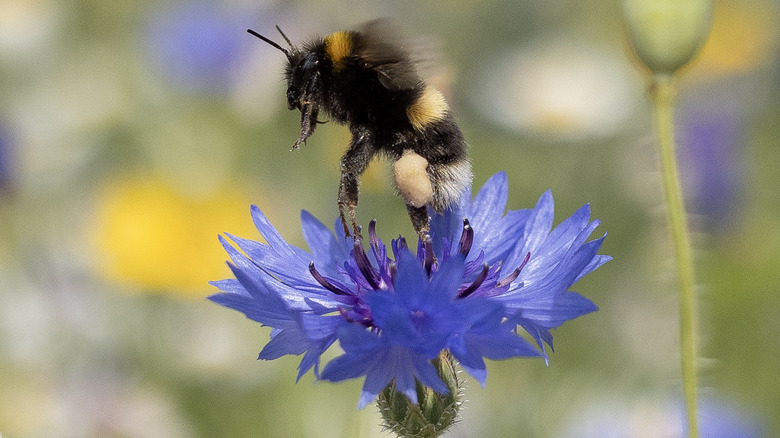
xmin=469 ymin=171 xmax=509 ymax=232
xmin=321 ymin=322 xmax=448 ymax=409
xmin=430 ymin=172 xmax=530 ymax=264
xmin=301 ymin=210 xmax=352 ymax=277
xmin=445 ymin=299 xmax=541 ymax=386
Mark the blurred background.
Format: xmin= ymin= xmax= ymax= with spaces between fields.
xmin=1 ymin=0 xmax=778 ymax=436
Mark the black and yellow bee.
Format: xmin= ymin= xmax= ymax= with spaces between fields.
xmin=248 ymin=21 xmax=472 ymax=239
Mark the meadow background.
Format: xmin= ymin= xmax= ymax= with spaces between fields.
xmin=1 ymin=0 xmax=778 ymax=436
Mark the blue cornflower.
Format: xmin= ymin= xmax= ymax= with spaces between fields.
xmin=209 ymin=172 xmax=609 ymax=408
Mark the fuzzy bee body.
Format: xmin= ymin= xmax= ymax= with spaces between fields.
xmin=250 ymin=22 xmax=472 ymax=238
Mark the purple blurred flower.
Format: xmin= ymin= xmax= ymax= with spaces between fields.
xmin=209 ymin=172 xmax=609 ymax=407
xmin=679 ymin=110 xmax=743 ymax=230
xmin=694 ymin=396 xmax=766 ymax=438
xmin=144 ymin=3 xmax=248 ymax=93
xmin=0 ymin=124 xmax=13 ymax=191
xmin=561 ymin=395 xmax=766 ymax=437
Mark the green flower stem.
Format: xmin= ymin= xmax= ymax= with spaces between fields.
xmin=650 ymin=74 xmax=698 ymax=438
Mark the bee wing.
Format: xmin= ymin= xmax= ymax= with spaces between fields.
xmin=354 ymin=19 xmax=420 ymax=90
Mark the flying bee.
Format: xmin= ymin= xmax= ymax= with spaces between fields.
xmin=248 ymin=21 xmax=472 ymax=239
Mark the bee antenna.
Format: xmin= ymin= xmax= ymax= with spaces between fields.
xmin=247 ymin=28 xmax=290 ymax=56
xmin=274 ymin=25 xmax=295 ymax=51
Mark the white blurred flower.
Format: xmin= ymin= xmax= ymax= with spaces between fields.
xmin=0 ymin=0 xmax=63 ymax=68
xmin=471 ymin=39 xmax=642 ymax=141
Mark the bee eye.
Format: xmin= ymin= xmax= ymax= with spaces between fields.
xmin=302 ymin=55 xmax=319 ymax=71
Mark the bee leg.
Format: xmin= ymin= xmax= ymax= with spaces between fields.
xmin=292 ymin=73 xmax=321 ymax=150
xmin=406 ymin=204 xmax=431 ymax=241
xmin=338 ymin=174 xmax=362 ymax=239
xmin=292 ymin=103 xmax=318 ymax=150
xmin=338 ymin=129 xmax=375 ymax=239
xmin=407 ymin=203 xmax=436 ymax=268
xmin=337 ymin=201 xmax=352 ymax=238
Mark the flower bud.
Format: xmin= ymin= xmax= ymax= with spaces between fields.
xmin=622 ymin=0 xmax=713 ymax=76
xmin=377 ymin=353 xmax=461 ymax=438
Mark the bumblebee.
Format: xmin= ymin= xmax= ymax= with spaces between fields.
xmin=248 ymin=21 xmax=472 ymax=239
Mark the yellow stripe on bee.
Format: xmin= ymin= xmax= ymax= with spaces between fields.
xmin=324 ymin=31 xmax=353 ymax=70
xmin=406 ymin=85 xmax=448 ymax=131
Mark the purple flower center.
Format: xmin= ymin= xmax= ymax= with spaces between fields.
xmin=308 ymin=219 xmax=530 ymax=328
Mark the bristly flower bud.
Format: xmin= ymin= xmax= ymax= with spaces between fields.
xmin=622 ymin=0 xmax=713 ymax=77
xmin=377 ymin=353 xmax=462 ymax=438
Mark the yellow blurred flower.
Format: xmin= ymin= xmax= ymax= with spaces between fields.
xmin=89 ymin=175 xmax=257 ymax=297
xmin=692 ymin=1 xmax=779 ymax=77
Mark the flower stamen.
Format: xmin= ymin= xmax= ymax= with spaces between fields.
xmin=423 ymin=237 xmax=435 ymax=276
xmin=459 ymin=219 xmax=473 ymax=256
xmin=496 ymin=252 xmax=531 ymax=288
xmin=368 ymin=219 xmax=379 ymax=248
xmin=309 ymin=262 xmax=351 ymax=295
xmin=353 ymin=240 xmax=382 ymax=290
xmin=458 ymin=263 xmax=489 ymax=298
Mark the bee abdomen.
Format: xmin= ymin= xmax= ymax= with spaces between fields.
xmin=429 ymin=157 xmax=472 ymax=213
xmin=393 ymin=148 xmax=472 ymax=214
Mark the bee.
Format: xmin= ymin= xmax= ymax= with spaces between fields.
xmin=248 ymin=21 xmax=472 ymax=240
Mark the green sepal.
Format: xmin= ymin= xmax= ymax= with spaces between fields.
xmin=622 ymin=0 xmax=712 ymax=77
xmin=377 ymin=352 xmax=462 ymax=438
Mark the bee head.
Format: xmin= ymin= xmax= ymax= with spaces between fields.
xmin=247 ymin=27 xmax=319 ymax=112
xmin=285 ymin=52 xmax=322 ymax=111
